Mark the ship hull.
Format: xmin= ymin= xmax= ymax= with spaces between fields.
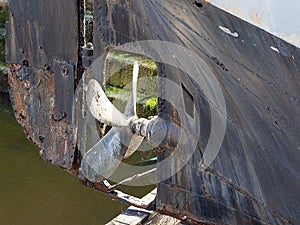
xmin=6 ymin=0 xmax=299 ymax=224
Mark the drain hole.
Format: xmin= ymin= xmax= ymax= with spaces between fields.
xmin=194 ymin=1 xmax=203 ymax=8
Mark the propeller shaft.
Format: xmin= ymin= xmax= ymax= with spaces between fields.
xmin=131 ymin=117 xmax=168 ymax=148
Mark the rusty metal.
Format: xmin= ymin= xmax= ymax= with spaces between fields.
xmin=6 ymin=0 xmax=80 ymax=169
xmin=78 ymin=179 xmax=156 ymax=210
xmin=8 ymin=63 xmax=76 ymax=169
xmin=5 ymin=0 xmax=300 ymax=224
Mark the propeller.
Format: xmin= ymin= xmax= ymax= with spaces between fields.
xmin=80 ymin=61 xmax=152 ymax=182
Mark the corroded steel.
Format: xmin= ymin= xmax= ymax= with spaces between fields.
xmin=6 ymin=0 xmax=79 ymax=169
xmin=8 ymin=64 xmax=76 ymax=169
xmin=5 ymin=0 xmax=300 ymax=224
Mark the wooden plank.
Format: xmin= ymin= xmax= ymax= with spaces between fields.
xmin=107 ymin=189 xmax=157 ymax=225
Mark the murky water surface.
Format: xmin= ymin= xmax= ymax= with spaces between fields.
xmin=0 ymin=93 xmax=153 ymax=225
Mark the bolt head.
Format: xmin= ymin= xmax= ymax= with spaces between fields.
xmin=62 ymin=66 xmax=69 ymax=76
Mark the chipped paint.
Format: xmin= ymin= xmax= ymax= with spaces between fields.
xmin=270 ymin=46 xmax=280 ymax=53
xmin=219 ymin=25 xmax=239 ymax=38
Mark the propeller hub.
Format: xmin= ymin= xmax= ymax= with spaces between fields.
xmin=131 ymin=116 xmax=168 ymax=147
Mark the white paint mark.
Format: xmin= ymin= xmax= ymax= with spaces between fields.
xmin=219 ymin=25 xmax=239 ymax=38
xmin=270 ymin=46 xmax=280 ymax=53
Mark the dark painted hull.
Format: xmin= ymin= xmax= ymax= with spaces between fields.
xmin=6 ymin=0 xmax=299 ymax=224
xmin=93 ymin=1 xmax=299 ymax=224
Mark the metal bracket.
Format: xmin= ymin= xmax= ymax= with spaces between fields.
xmin=52 ymin=58 xmax=75 ymax=123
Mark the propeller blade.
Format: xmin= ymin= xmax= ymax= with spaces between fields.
xmin=123 ymin=61 xmax=143 ymax=157
xmin=80 ymin=127 xmax=133 ymax=182
xmin=124 ymin=134 xmax=144 ymax=158
xmin=86 ymin=79 xmax=131 ymax=127
xmin=81 ymin=62 xmax=143 ymax=182
xmin=132 ymin=61 xmax=139 ymax=115
xmin=124 ymin=61 xmax=139 ymax=117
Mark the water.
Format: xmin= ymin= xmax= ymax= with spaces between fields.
xmin=0 ymin=93 xmax=153 ymax=225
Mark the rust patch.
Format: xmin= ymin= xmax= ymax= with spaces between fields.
xmin=8 ymin=63 xmax=75 ymax=170
xmin=8 ymin=64 xmax=30 ymax=132
xmin=157 ymin=207 xmax=213 ymax=225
